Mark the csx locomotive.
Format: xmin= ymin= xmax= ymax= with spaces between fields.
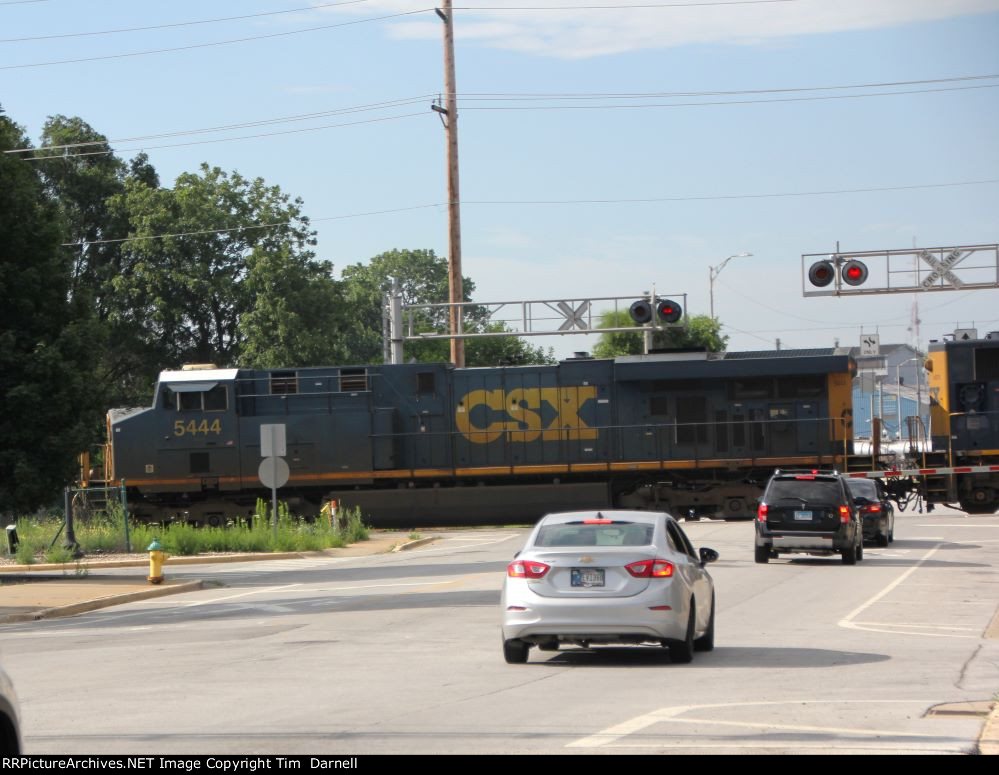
xmin=91 ymin=348 xmax=857 ymax=525
xmin=86 ymin=333 xmax=999 ymax=525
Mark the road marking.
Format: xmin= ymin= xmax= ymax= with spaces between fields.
xmin=838 ymin=543 xmax=941 ymax=633
xmin=181 ymin=583 xmax=302 ymax=607
xmin=601 ymin=742 xmax=968 ymax=752
xmin=567 ymin=700 xmax=940 ymax=750
xmin=915 ymin=524 xmax=999 ymax=528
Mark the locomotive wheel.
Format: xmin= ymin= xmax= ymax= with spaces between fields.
xmin=959 ymin=488 xmax=998 ymax=515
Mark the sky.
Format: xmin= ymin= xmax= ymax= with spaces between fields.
xmin=2 ymin=0 xmax=998 ymax=361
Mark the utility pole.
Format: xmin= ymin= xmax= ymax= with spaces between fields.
xmin=435 ymin=0 xmax=464 ymax=367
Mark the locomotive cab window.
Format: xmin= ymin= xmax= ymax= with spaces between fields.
xmin=162 ymin=384 xmax=228 ymax=411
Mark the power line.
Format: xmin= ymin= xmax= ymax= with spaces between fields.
xmin=458 ymin=73 xmax=999 ymax=100
xmin=10 ymin=74 xmax=997 ymax=159
xmin=22 ymin=112 xmax=429 ymax=160
xmin=454 ymin=0 xmax=797 ymax=8
xmin=0 ymin=8 xmax=434 ymax=70
xmin=0 ymin=0 xmax=795 ymax=45
xmin=461 ymin=178 xmax=999 ymax=205
xmin=460 ymin=83 xmax=999 ymax=110
xmin=0 ymin=0 xmax=374 ymax=44
xmin=60 ymin=178 xmax=999 ymax=248
xmin=6 ymin=97 xmax=436 ymax=154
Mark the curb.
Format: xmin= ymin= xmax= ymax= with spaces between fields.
xmin=0 ymin=580 xmax=205 ymax=624
xmin=0 ymin=539 xmax=404 ymax=573
xmin=981 ymin=701 xmax=999 ymax=756
xmin=391 ymin=536 xmax=441 ymax=553
xmin=0 ymin=552 xmax=311 ymax=573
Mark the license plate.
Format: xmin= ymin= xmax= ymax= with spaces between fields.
xmin=571 ymin=568 xmax=605 ymax=587
xmin=793 ymin=510 xmax=814 ymax=521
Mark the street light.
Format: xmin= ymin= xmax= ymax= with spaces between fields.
xmin=709 ymin=252 xmax=753 ymax=320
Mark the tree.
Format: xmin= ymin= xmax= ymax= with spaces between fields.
xmin=109 ymin=164 xmax=327 ymax=369
xmin=239 ymin=246 xmax=357 ymax=368
xmin=0 ymin=110 xmax=103 ymax=513
xmin=340 ymin=249 xmax=553 ymax=366
xmin=592 ymin=310 xmax=729 ymax=358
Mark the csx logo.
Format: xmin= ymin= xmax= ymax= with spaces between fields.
xmin=455 ymin=387 xmax=598 ymax=444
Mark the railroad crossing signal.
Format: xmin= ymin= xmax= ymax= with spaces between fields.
xmin=802 ymin=243 xmax=999 ymax=297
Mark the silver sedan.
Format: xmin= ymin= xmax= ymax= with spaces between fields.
xmin=501 ymin=510 xmax=718 ymax=664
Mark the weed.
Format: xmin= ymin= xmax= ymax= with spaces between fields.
xmin=14 ymin=540 xmax=36 ymax=565
xmin=44 ymin=545 xmax=75 ymax=565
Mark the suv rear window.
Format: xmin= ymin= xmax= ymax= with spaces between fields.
xmin=536 ymin=522 xmax=653 ymax=547
xmin=767 ymin=478 xmax=843 ymax=505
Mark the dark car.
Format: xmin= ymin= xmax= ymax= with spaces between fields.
xmin=755 ymin=469 xmax=863 ymax=565
xmin=845 ymin=477 xmax=895 ymax=547
xmin=0 ymin=663 xmax=22 ymax=755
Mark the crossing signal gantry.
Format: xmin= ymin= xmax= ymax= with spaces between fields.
xmin=802 ymin=243 xmax=999 ymax=297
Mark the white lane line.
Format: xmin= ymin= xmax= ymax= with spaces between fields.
xmin=567 ymin=700 xmax=939 ymax=750
xmin=603 ymin=742 xmax=968 ymax=752
xmin=180 ymin=583 xmax=303 ymax=607
xmin=398 ymin=533 xmax=519 ymax=558
xmin=916 ymin=524 xmax=999 ymax=528
xmin=640 ymin=716 xmax=934 ymax=739
xmin=838 ymin=543 xmax=941 ymax=633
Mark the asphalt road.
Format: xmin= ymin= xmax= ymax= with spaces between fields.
xmin=2 ymin=506 xmax=997 ymax=755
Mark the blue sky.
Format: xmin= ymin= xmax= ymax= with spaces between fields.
xmin=3 ymin=0 xmax=998 ymax=359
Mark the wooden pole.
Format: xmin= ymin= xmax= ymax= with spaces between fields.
xmin=439 ymin=0 xmax=464 ymax=367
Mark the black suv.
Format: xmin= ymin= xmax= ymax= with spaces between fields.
xmin=755 ymin=470 xmax=863 ymax=565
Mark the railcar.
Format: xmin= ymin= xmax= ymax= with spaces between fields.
xmin=922 ymin=333 xmax=999 ymax=513
xmin=89 ymin=348 xmax=859 ymax=525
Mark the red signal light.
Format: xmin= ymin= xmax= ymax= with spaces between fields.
xmin=841 ymin=259 xmax=868 ymax=286
xmin=656 ymin=298 xmax=683 ymax=324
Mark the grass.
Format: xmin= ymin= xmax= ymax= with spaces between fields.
xmin=9 ymin=501 xmax=371 ymax=561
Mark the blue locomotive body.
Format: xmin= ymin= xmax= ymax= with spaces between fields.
xmin=106 ymin=349 xmax=855 ymax=525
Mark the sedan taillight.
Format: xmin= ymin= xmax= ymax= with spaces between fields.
xmin=507 ymin=560 xmax=550 ymax=579
xmin=625 ymin=559 xmax=674 ymax=578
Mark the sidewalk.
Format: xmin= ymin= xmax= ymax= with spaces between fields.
xmin=0 ymin=532 xmax=438 ymax=624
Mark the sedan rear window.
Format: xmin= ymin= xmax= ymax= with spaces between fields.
xmin=535 ymin=522 xmax=653 ymax=547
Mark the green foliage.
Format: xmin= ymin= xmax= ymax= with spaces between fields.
xmin=44 ymin=545 xmax=75 ymax=565
xmin=0 ymin=111 xmax=105 ymax=514
xmin=109 ymin=164 xmax=328 ymax=369
xmin=15 ymin=540 xmax=37 ymax=565
xmin=592 ymin=310 xmax=729 ymax=358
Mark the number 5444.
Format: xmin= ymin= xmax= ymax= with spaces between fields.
xmin=174 ymin=419 xmax=222 ymax=436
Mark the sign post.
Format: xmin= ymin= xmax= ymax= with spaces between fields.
xmin=259 ymin=425 xmax=289 ymax=541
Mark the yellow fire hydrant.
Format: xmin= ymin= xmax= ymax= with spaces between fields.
xmin=147 ymin=540 xmax=168 ymax=585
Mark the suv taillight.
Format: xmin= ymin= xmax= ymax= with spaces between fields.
xmin=507 ymin=560 xmax=550 ymax=579
xmin=625 ymin=559 xmax=674 ymax=578
xmin=757 ymin=503 xmax=768 ymax=522
xmin=839 ymin=505 xmax=850 ymax=523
